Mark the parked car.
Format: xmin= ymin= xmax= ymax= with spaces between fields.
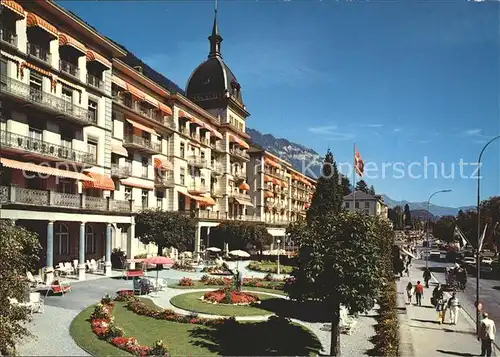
xmin=463 ymin=257 xmax=476 ymax=265
xmin=481 ymin=257 xmax=493 ymax=265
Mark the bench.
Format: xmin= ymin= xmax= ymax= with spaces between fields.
xmin=123 ymin=270 xmax=144 ymax=279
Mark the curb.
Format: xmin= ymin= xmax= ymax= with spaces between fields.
xmin=430 ymin=272 xmax=500 ymax=354
xmin=395 ymin=283 xmax=416 ymax=357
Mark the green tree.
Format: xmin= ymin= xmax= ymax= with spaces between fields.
xmin=369 ymin=185 xmax=376 ymax=195
xmin=0 ymin=220 xmax=41 ymax=356
xmin=355 ymin=180 xmax=369 ymax=194
xmin=433 ymin=216 xmax=456 ymax=243
xmin=341 ymin=175 xmax=352 ymax=196
xmin=286 ymin=212 xmax=386 ymax=356
xmin=388 ymin=208 xmax=400 ymax=230
xmin=135 ymin=210 xmax=197 ymax=255
xmin=307 ymin=149 xmax=344 ymax=222
xmin=403 ymin=204 xmax=412 ymax=228
xmin=210 ymin=221 xmax=272 ymax=254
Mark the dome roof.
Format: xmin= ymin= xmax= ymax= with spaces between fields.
xmin=185 ymin=10 xmax=244 ymax=109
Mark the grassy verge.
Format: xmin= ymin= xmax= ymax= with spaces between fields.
xmin=70 ymin=298 xmax=321 ymax=356
xmin=167 ymin=280 xmax=286 ymax=296
xmin=170 ymin=291 xmax=281 ymax=316
xmin=247 ymin=261 xmax=294 ymax=274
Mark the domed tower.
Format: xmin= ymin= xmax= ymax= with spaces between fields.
xmin=186 ymin=4 xmax=249 ymax=120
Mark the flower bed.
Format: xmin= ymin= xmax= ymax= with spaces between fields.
xmin=197 ymin=274 xmax=285 ymax=290
xmin=248 ymin=261 xmax=294 ymax=274
xmin=88 ymin=293 xmax=169 ymax=356
xmin=201 ymin=266 xmax=232 ymax=275
xmin=171 ymin=262 xmax=196 ymax=272
xmin=202 ymin=289 xmax=260 ymax=305
xmin=178 ymin=277 xmax=194 ymax=286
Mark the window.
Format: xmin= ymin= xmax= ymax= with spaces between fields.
xmin=141 ymin=189 xmax=149 ymax=209
xmin=88 ymin=99 xmax=98 ymax=124
xmin=180 ymin=142 xmax=185 ymax=158
xmin=156 ymin=190 xmax=164 ymax=210
xmin=345 ymin=202 xmax=350 ymax=209
xmin=355 ymin=202 xmax=359 ymax=209
xmin=28 ymin=126 xmax=42 ymax=141
xmin=201 ymin=178 xmax=206 ymax=188
xmin=141 ymin=157 xmax=148 ymax=178
xmin=55 ymin=223 xmax=70 ymax=255
xmin=201 ymin=151 xmax=205 ymax=159
xmin=0 ymin=58 xmax=7 ymax=89
xmin=124 ymin=187 xmax=132 ymax=200
xmin=62 ymin=85 xmax=72 ymax=103
xmin=180 ymin=172 xmax=185 ymax=185
xmin=58 ymin=179 xmax=75 ymax=194
xmin=365 ymin=202 xmax=370 ymax=209
xmin=29 ymin=72 xmax=42 ymax=101
xmin=85 ymin=225 xmax=96 ymax=254
xmin=87 ymin=140 xmax=97 ymax=164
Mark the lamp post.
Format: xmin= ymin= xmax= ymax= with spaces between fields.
xmin=475 ymin=134 xmax=500 ymax=335
xmin=426 ymin=189 xmax=452 ymax=268
xmin=277 ymin=239 xmax=281 ymax=275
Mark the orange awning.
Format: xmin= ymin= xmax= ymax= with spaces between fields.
xmin=0 ymin=158 xmax=93 ymax=181
xmin=82 ymin=172 xmax=115 ymax=191
xmin=272 ymin=178 xmax=279 ymax=185
xmin=234 ymin=198 xmax=254 ymax=207
xmin=120 ymin=179 xmax=154 ymax=190
xmin=158 ymin=103 xmax=172 ymax=116
xmin=265 ymin=158 xmax=280 ymax=168
xmin=27 ymin=13 xmax=58 ymax=37
xmin=212 ymin=129 xmax=223 ymax=140
xmin=228 ymin=135 xmax=249 ymax=150
xmin=202 ymin=123 xmax=223 ymax=140
xmin=126 ymin=118 xmax=158 ymax=135
xmin=154 ymin=157 xmax=173 ymax=171
xmin=178 ymin=111 xmax=191 ymax=120
xmin=126 ymin=83 xmax=146 ymax=100
xmin=264 ymin=175 xmax=273 ymax=182
xmin=20 ymin=61 xmax=52 ymax=77
xmin=1 ymin=0 xmax=25 ymax=17
xmin=264 ymin=191 xmax=274 ymax=198
xmin=190 ymin=117 xmax=205 ymax=127
xmin=199 ymin=195 xmax=216 ymax=206
xmin=144 ymin=94 xmax=159 ymax=108
xmin=112 ymin=75 xmax=128 ymax=89
xmin=180 ymin=191 xmax=204 ymax=201
xmin=239 ymin=183 xmax=250 ymax=191
xmin=86 ymin=50 xmax=111 ymax=68
xmin=281 ymin=181 xmax=288 ymax=188
xmin=59 ymin=33 xmax=86 ymax=53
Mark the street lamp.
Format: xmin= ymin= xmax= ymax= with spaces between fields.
xmin=475 ymin=134 xmax=500 ymax=335
xmin=277 ymin=239 xmax=281 ymax=275
xmin=426 ymin=189 xmax=452 ymax=268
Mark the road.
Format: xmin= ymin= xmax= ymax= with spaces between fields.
xmin=414 ymin=255 xmax=500 ymax=345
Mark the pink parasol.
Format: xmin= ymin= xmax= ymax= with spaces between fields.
xmin=143 ymin=256 xmax=175 ymax=290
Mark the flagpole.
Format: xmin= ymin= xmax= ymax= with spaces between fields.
xmin=353 ymin=143 xmax=356 ymax=212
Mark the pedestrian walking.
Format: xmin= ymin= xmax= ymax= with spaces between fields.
xmin=406 ymin=282 xmax=413 ymax=304
xmin=414 ymin=280 xmax=424 ymax=306
xmin=478 ymin=312 xmax=496 ymax=357
xmin=423 ymin=268 xmax=432 ymax=288
xmin=436 ymin=296 xmax=445 ymax=324
xmin=447 ymin=292 xmax=461 ymax=325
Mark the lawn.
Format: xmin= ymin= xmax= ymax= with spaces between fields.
xmin=170 ymin=291 xmax=282 ymax=316
xmin=70 ymin=299 xmax=322 ymax=356
xmin=167 ymin=280 xmax=287 ymax=296
xmin=247 ymin=261 xmax=294 ymax=274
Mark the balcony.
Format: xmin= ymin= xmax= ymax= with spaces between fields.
xmin=190 ymin=132 xmax=200 ymax=142
xmin=231 ymin=191 xmax=251 ymax=201
xmin=123 ymin=134 xmax=161 ymax=154
xmin=211 ymin=187 xmax=224 ymax=197
xmin=87 ymin=74 xmax=103 ymax=90
xmin=0 ymin=27 xmax=17 ymax=47
xmin=188 ymin=182 xmax=210 ymax=194
xmin=210 ymin=141 xmax=225 ymax=152
xmin=211 ymin=164 xmax=223 ymax=176
xmin=113 ymin=95 xmax=169 ymax=127
xmin=0 ymin=131 xmax=96 ymax=165
xmin=0 ymin=185 xmax=132 ymax=213
xmin=59 ymin=59 xmax=79 ymax=78
xmin=232 ymin=170 xmax=246 ymax=180
xmin=27 ymin=42 xmax=51 ymax=64
xmin=230 ymin=148 xmax=250 ymax=161
xmin=0 ymin=76 xmax=93 ymax=125
xmin=187 ymin=156 xmax=207 ymax=168
xmin=155 ymin=173 xmax=176 ymax=187
xmin=228 ymin=214 xmax=262 ymax=222
xmin=111 ymin=164 xmax=131 ymax=178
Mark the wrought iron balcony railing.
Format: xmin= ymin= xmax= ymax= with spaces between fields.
xmin=59 ymin=59 xmax=79 ymax=78
xmin=27 ymin=42 xmax=50 ymax=63
xmin=123 ymin=134 xmax=162 ymax=152
xmin=87 ymin=73 xmax=103 ymax=90
xmin=0 ymin=27 xmax=17 ymax=46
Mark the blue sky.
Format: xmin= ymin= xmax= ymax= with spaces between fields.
xmin=62 ymin=0 xmax=499 ymax=207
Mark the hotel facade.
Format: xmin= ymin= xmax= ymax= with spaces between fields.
xmin=0 ymin=0 xmax=315 ymax=279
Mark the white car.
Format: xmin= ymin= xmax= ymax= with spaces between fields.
xmin=481 ymin=257 xmax=493 ymax=265
xmin=463 ymin=257 xmax=476 ymax=265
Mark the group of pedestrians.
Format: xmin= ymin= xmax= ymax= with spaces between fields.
xmin=404 ymin=267 xmax=497 ymax=356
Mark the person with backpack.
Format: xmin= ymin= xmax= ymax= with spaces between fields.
xmin=447 ymin=292 xmax=461 ymax=325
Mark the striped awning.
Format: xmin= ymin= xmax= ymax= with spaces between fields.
xmin=126 ymin=83 xmax=146 ymax=100
xmin=0 ymin=158 xmax=93 ymax=181
xmin=59 ymin=33 xmax=86 ymax=53
xmin=201 ymin=123 xmax=223 ymax=139
xmin=264 ymin=175 xmax=273 ymax=182
xmin=228 ymin=135 xmax=249 ymax=150
xmin=234 ymin=198 xmax=254 ymax=207
xmin=120 ymin=178 xmax=154 ymax=190
xmin=27 ymin=13 xmax=58 ymax=38
xmin=199 ymin=195 xmax=216 ymax=206
xmin=264 ymin=191 xmax=274 ymax=198
xmin=82 ymin=172 xmax=115 ymax=191
xmin=1 ymin=0 xmax=25 ymax=17
xmin=281 ymin=181 xmax=288 ymax=188
xmin=180 ymin=191 xmax=204 ymax=201
xmin=239 ymin=182 xmax=250 ymax=191
xmin=112 ymin=75 xmax=128 ymax=89
xmin=158 ymin=103 xmax=172 ymax=116
xmin=20 ymin=61 xmax=52 ymax=77
xmin=126 ymin=118 xmax=158 ymax=135
xmin=154 ymin=157 xmax=173 ymax=171
xmin=111 ymin=143 xmax=128 ymax=157
xmin=272 ymin=178 xmax=279 ymax=185
xmin=265 ymin=158 xmax=280 ymax=168
xmin=86 ymin=50 xmax=111 ymax=68
xmin=178 ymin=111 xmax=191 ymax=120
xmin=190 ymin=117 xmax=205 ymax=127
xmin=144 ymin=94 xmax=159 ymax=108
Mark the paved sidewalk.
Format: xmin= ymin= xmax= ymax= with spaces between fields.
xmin=397 ymin=263 xmax=499 ymax=356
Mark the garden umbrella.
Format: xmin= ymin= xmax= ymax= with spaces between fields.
xmin=143 ymin=256 xmax=175 ymax=289
xmin=229 ymin=250 xmax=250 ymax=270
xmin=206 ymin=247 xmax=221 ymax=252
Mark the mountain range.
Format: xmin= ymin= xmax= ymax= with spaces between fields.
xmin=247 ymin=127 xmax=476 ymax=217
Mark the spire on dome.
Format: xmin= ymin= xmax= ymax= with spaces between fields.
xmin=208 ymin=0 xmax=223 ymax=58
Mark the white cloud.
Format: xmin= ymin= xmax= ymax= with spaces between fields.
xmin=308 ymin=125 xmax=338 ymax=135
xmin=393 ymin=128 xmax=402 ymax=133
xmin=363 ymin=124 xmax=384 ymax=128
xmin=463 ymin=128 xmax=483 ymax=136
xmin=308 ymin=125 xmax=354 ymax=141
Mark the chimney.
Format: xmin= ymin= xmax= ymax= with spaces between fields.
xmin=134 ymin=66 xmax=143 ymax=74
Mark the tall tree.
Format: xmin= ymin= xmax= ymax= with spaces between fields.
xmin=135 ymin=210 xmax=197 ymax=255
xmin=355 ymin=180 xmax=370 ymax=194
xmin=210 ymin=221 xmax=272 ymax=254
xmin=369 ymin=185 xmax=376 ymax=195
xmin=0 ymin=220 xmax=41 ymax=355
xmin=340 ymin=175 xmax=352 ymax=196
xmin=388 ymin=208 xmax=401 ymax=230
xmin=307 ymin=149 xmax=344 ymax=222
xmin=285 ymin=212 xmax=387 ymax=356
xmin=403 ymin=204 xmax=412 ymax=228
xmin=433 ymin=216 xmax=456 ymax=243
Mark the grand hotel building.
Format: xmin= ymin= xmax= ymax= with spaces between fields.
xmin=0 ymin=0 xmax=315 ymax=279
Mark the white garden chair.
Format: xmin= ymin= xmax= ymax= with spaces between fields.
xmin=8 ymin=297 xmax=37 ymax=314
xmin=28 ymin=292 xmax=44 ymax=313
xmin=26 ymin=271 xmax=44 ymax=288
